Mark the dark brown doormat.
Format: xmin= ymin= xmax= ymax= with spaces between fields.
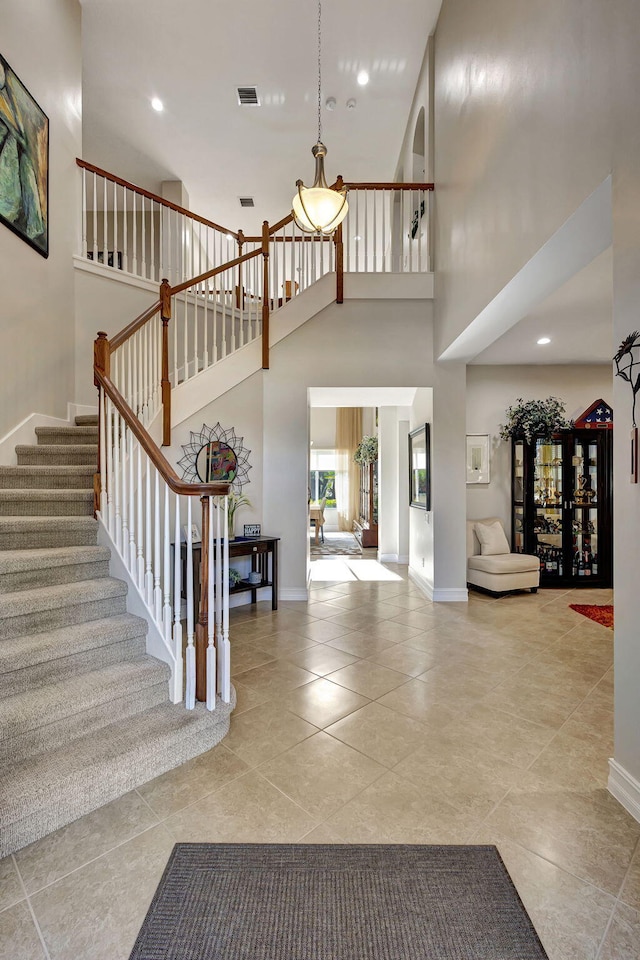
xmin=129 ymin=843 xmax=548 ymax=960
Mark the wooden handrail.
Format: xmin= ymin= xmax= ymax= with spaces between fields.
xmin=109 ymin=300 xmax=162 ymax=352
xmin=76 ymin=158 xmax=238 ymax=239
xmin=341 ymin=181 xmax=434 ymax=190
xmin=169 ymin=249 xmax=261 ymax=297
xmin=94 ymin=367 xmax=230 ymax=498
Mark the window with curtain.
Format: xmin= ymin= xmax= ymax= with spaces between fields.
xmin=335 ymin=408 xmax=362 ymax=532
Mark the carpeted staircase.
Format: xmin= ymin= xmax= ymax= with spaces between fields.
xmin=0 ymin=416 xmax=233 ymax=857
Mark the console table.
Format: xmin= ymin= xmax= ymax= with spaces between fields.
xmin=181 ymin=536 xmax=279 ymax=612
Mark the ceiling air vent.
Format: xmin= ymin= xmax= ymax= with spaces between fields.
xmin=237 ymin=86 xmax=260 ymax=106
xmin=239 ymin=197 xmax=255 ymax=208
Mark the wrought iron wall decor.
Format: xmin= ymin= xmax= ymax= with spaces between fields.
xmin=178 ymin=423 xmax=251 ymax=493
xmin=613 ymin=333 xmax=639 ymax=482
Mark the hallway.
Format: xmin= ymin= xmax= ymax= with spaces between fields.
xmin=1 ymin=565 xmax=638 ymax=959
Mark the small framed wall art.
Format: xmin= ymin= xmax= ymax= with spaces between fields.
xmin=466 ymin=435 xmax=490 ymax=484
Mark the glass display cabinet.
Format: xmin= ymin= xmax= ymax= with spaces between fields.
xmin=511 ymin=406 xmax=612 ymax=587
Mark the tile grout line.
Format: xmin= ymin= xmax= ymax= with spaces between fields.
xmin=11 ymin=853 xmax=51 ymax=960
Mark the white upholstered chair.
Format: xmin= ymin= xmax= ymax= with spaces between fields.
xmin=467 ymin=517 xmax=539 ymax=595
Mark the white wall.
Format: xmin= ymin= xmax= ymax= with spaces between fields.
xmin=1 ymin=0 xmax=82 ymax=435
xmin=262 ymin=299 xmax=437 ymax=599
xmin=74 ymin=264 xmax=158 ymax=406
xmin=433 ymin=0 xmax=640 ymax=805
xmin=466 ymin=365 xmax=613 ymax=532
xmin=309 ymin=408 xmax=336 ymax=449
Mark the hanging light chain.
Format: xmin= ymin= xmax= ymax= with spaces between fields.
xmin=317 ymin=0 xmax=322 ymax=143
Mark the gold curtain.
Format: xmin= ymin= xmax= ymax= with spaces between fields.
xmin=335 ymin=407 xmax=362 ymax=532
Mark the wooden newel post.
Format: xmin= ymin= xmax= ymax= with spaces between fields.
xmin=236 ymin=229 xmax=245 ymax=309
xmin=93 ymin=332 xmax=110 ymax=516
xmin=94 ymin=331 xmax=110 ymax=385
xmin=334 ymin=218 xmax=344 ymax=305
xmin=261 ymin=220 xmax=270 ymax=370
xmin=195 ymin=495 xmax=210 ymax=702
xmin=160 ymin=278 xmax=172 ymax=446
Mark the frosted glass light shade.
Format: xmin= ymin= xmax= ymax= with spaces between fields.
xmin=292 ymin=186 xmax=348 ymax=235
xmin=292 ymin=140 xmax=348 ymax=235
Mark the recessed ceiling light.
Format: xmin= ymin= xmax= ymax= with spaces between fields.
xmin=151 ymin=97 xmax=164 ymax=112
xmin=537 ymin=337 xmax=551 ymax=345
xmin=357 ymin=70 xmax=369 ymax=86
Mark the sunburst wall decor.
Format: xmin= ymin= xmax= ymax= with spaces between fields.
xmin=178 ymin=423 xmax=252 ymax=493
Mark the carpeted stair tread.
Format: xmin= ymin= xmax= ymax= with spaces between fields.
xmin=0 ymin=576 xmax=126 ymax=620
xmin=35 ymin=426 xmax=98 ymax=445
xmin=0 ymin=515 xmax=98 ymax=549
xmin=0 ymin=465 xmax=96 ymax=489
xmin=0 ymin=613 xmax=147 ymax=676
xmin=0 ymin=544 xmax=109 ymax=574
xmin=0 ymin=696 xmax=234 ymax=855
xmin=0 ymin=488 xmax=94 ymax=516
xmin=16 ymin=445 xmax=97 ymax=466
xmin=0 ymin=658 xmax=169 ymax=741
xmin=74 ymin=414 xmax=99 ymax=427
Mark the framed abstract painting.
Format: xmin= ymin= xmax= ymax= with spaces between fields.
xmin=0 ymin=53 xmax=49 ymax=257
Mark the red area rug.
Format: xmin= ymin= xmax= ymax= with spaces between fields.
xmin=569 ymin=604 xmax=613 ymax=629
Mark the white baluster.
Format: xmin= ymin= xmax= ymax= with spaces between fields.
xmin=136 ymin=443 xmax=144 ymax=588
xmin=112 ymin=412 xmax=121 ymax=551
xmin=128 ymin=427 xmax=136 ymax=574
xmin=92 ymin=171 xmax=98 ymax=261
xmin=215 ymin=500 xmax=223 ymax=687
xmin=81 ymin=168 xmax=87 ymax=258
xmin=99 ymin=386 xmax=106 ymax=516
xmin=113 ymin=179 xmax=118 ymax=271
xmin=220 ymin=496 xmax=231 ymax=703
xmin=120 ymin=419 xmax=128 ymax=559
xmin=172 ymin=291 xmax=178 ymax=386
xmin=132 ymin=191 xmax=137 ymax=275
xmin=172 ymin=492 xmax=183 ymax=700
xmin=106 ymin=395 xmax=114 ymax=536
xmin=382 ymin=190 xmax=387 ymax=272
xmin=182 ymin=293 xmax=188 ymax=383
xmin=123 ymin=186 xmax=128 ymax=273
xmin=373 ymin=191 xmax=377 ymax=273
xmin=153 ymin=470 xmax=162 ymax=619
xmin=145 ymin=460 xmax=153 ymax=606
xmin=141 ymin=194 xmax=146 ymax=278
xmin=185 ymin=498 xmax=195 ymax=709
xmin=206 ymin=495 xmax=216 ymax=710
xmin=103 ymin=176 xmax=108 ymax=267
xmin=162 ymin=480 xmax=171 ymax=638
xmin=150 ymin=198 xmax=155 ymax=281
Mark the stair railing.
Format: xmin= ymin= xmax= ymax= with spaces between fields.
xmin=77 ymin=159 xmax=239 ymax=287
xmin=94 ymin=332 xmax=231 ymax=711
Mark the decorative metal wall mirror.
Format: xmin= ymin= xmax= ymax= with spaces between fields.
xmin=178 ymin=423 xmax=251 ymax=493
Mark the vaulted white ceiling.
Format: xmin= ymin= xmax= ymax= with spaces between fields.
xmin=80 ymin=0 xmax=441 ymax=234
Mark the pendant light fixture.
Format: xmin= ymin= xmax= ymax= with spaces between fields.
xmin=292 ymin=0 xmax=348 ymax=235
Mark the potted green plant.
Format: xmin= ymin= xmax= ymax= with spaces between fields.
xmin=353 ymin=435 xmax=378 ymax=465
xmin=217 ymin=492 xmax=251 ymax=540
xmin=499 ymin=397 xmax=572 ymax=444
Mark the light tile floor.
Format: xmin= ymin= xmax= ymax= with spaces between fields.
xmin=2 ymin=565 xmax=639 ymax=959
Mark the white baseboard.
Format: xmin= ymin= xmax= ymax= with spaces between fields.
xmin=408 ymin=565 xmax=434 ymax=600
xmin=609 ymin=759 xmax=640 ymax=823
xmin=432 ymin=587 xmax=469 ymax=602
xmin=0 ymin=412 xmax=73 ymax=465
xmin=379 ymin=553 xmax=410 ymax=564
xmin=0 ymin=405 xmax=99 ymax=466
xmin=280 ymin=588 xmax=309 ymax=601
xmin=408 ymin=566 xmax=468 ymax=603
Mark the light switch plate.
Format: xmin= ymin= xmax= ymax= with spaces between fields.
xmin=244 ymin=523 xmax=261 ymax=537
